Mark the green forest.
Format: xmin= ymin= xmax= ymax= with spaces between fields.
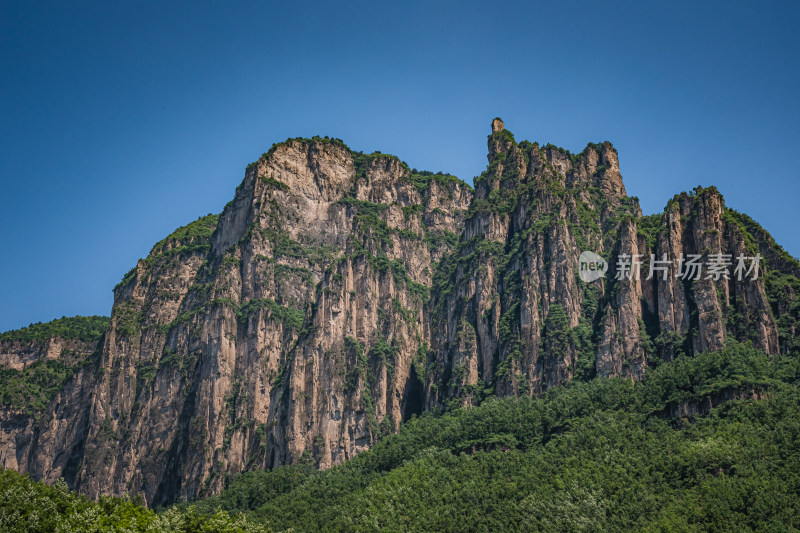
xmin=1 ymin=341 xmax=798 ymax=531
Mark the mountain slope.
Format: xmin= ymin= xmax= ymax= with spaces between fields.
xmin=188 ymin=341 xmax=800 ymax=532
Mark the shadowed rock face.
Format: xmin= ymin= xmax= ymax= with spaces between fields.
xmin=1 ymin=121 xmax=797 ymax=506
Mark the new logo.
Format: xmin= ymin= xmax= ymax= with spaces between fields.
xmin=579 ymin=251 xmax=608 ymax=282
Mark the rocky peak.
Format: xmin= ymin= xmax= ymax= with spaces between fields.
xmin=491 ymin=117 xmax=505 ymax=133
xmin=16 ymin=134 xmax=475 ymax=506
xmin=487 ymin=126 xmax=517 ymax=164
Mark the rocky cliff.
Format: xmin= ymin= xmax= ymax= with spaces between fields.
xmin=425 ymin=122 xmax=789 ymax=408
xmin=1 ymin=121 xmax=798 ymax=506
xmin=0 ymin=317 xmax=107 ymax=486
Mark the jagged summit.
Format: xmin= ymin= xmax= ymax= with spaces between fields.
xmin=491 ymin=117 xmax=505 ymax=133
xmin=1 ymin=121 xmax=798 ymax=507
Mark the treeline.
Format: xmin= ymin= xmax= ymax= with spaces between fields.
xmin=0 ymin=469 xmax=271 ymax=532
xmin=0 ymin=315 xmax=109 ymax=344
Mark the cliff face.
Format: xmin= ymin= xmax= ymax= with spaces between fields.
xmin=0 ymin=318 xmax=107 ymax=487
xmin=424 ymin=125 xmax=788 ymax=408
xmin=1 ymin=122 xmax=798 ymax=506
xmin=71 ymin=138 xmax=472 ymax=505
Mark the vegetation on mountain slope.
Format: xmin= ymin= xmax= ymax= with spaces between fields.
xmin=2 ymin=129 xmax=800 ymax=529
xmin=0 ymin=359 xmax=90 ymax=416
xmin=0 ymin=315 xmax=109 ymax=416
xmin=0 ymin=315 xmax=109 ymax=344
xmin=0 ymin=469 xmax=271 ymax=533
xmin=0 ymin=342 xmax=797 ymax=531
xmin=177 ymin=341 xmax=800 ymax=532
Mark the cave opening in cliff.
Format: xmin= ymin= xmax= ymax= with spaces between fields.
xmin=400 ymin=364 xmax=424 ymax=421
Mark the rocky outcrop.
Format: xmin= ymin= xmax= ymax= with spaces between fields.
xmin=1 ymin=121 xmax=798 ymax=506
xmin=0 ymin=324 xmax=104 ymax=487
xmin=424 ymin=125 xmax=791 ymax=409
xmin=0 ymin=337 xmax=91 ymax=370
xmin=657 ymin=387 xmax=767 ymax=422
xmin=426 ymin=131 xmax=647 ymax=406
xmin=644 ymin=188 xmax=781 ymax=358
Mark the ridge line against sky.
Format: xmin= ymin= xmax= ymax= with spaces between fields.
xmin=1 ymin=0 xmax=798 ymax=331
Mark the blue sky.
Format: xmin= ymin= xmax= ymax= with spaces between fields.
xmin=1 ymin=0 xmax=798 ymax=332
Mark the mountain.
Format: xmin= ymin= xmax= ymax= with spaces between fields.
xmin=1 ymin=119 xmax=798 ymax=507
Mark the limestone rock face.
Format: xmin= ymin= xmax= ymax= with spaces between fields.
xmin=649 ymin=188 xmax=780 ymax=356
xmin=0 ymin=337 xmax=91 ymax=370
xmin=0 ymin=123 xmax=796 ymax=506
xmin=63 ymin=139 xmax=470 ymax=506
xmin=0 ymin=333 xmax=102 ymax=487
xmin=423 ymin=129 xmax=788 ymax=410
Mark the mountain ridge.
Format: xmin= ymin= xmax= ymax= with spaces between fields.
xmin=1 ymin=119 xmax=798 ymax=507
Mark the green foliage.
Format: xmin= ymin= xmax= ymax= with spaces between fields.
xmin=391 ymin=297 xmax=412 ymax=323
xmin=585 ymin=141 xmax=606 ymax=154
xmin=636 ymin=213 xmax=663 ymax=249
xmin=641 ymin=341 xmax=788 ymax=409
xmin=720 ymin=208 xmax=760 ymax=256
xmin=185 ymin=342 xmax=800 ymax=532
xmin=258 ymin=228 xmax=339 ymax=265
xmin=116 ymin=302 xmax=143 ymax=338
xmin=183 ymin=463 xmax=317 ymax=515
xmin=351 ymin=150 xmax=410 ymax=181
xmin=159 ymin=347 xmax=182 ymax=368
xmin=339 ymin=197 xmax=420 ymax=248
xmin=273 ymin=263 xmax=312 ymax=286
xmin=344 ymin=335 xmax=364 ymax=359
xmin=490 ymin=128 xmax=516 ymax=144
xmin=727 ymin=208 xmax=800 ymax=268
xmin=0 ymin=468 xmax=271 ymax=532
xmin=259 ymin=229 xmax=307 ymax=259
xmin=348 ymin=235 xmax=430 ymax=301
xmin=573 ymin=282 xmax=600 ymax=381
xmin=401 ymin=203 xmax=424 ymax=219
xmin=369 ymin=337 xmax=395 ymax=370
xmin=136 ymin=362 xmax=156 ymax=384
xmin=498 ymin=302 xmax=520 ymax=342
xmin=114 ymin=266 xmax=138 ymax=290
xmin=148 ymin=214 xmax=220 ymax=259
xmin=259 ymin=175 xmax=289 ymax=191
xmin=0 ymin=315 xmax=109 ymax=344
xmin=0 ymin=359 xmax=89 ymax=416
xmin=543 ymin=303 xmax=572 ymax=359
xmin=338 ymin=197 xmax=389 ymax=217
xmin=222 ymin=256 xmax=241 ymax=269
xmin=426 ymin=230 xmax=459 ymax=257
xmin=542 ymin=142 xmax=574 ymax=159
xmin=237 ymin=299 xmax=305 ymax=331
xmin=409 ymin=170 xmax=471 ymax=194
xmin=766 ymin=270 xmax=800 ymax=353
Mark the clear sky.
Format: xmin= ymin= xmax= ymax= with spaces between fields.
xmin=1 ymin=1 xmax=798 ymax=332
